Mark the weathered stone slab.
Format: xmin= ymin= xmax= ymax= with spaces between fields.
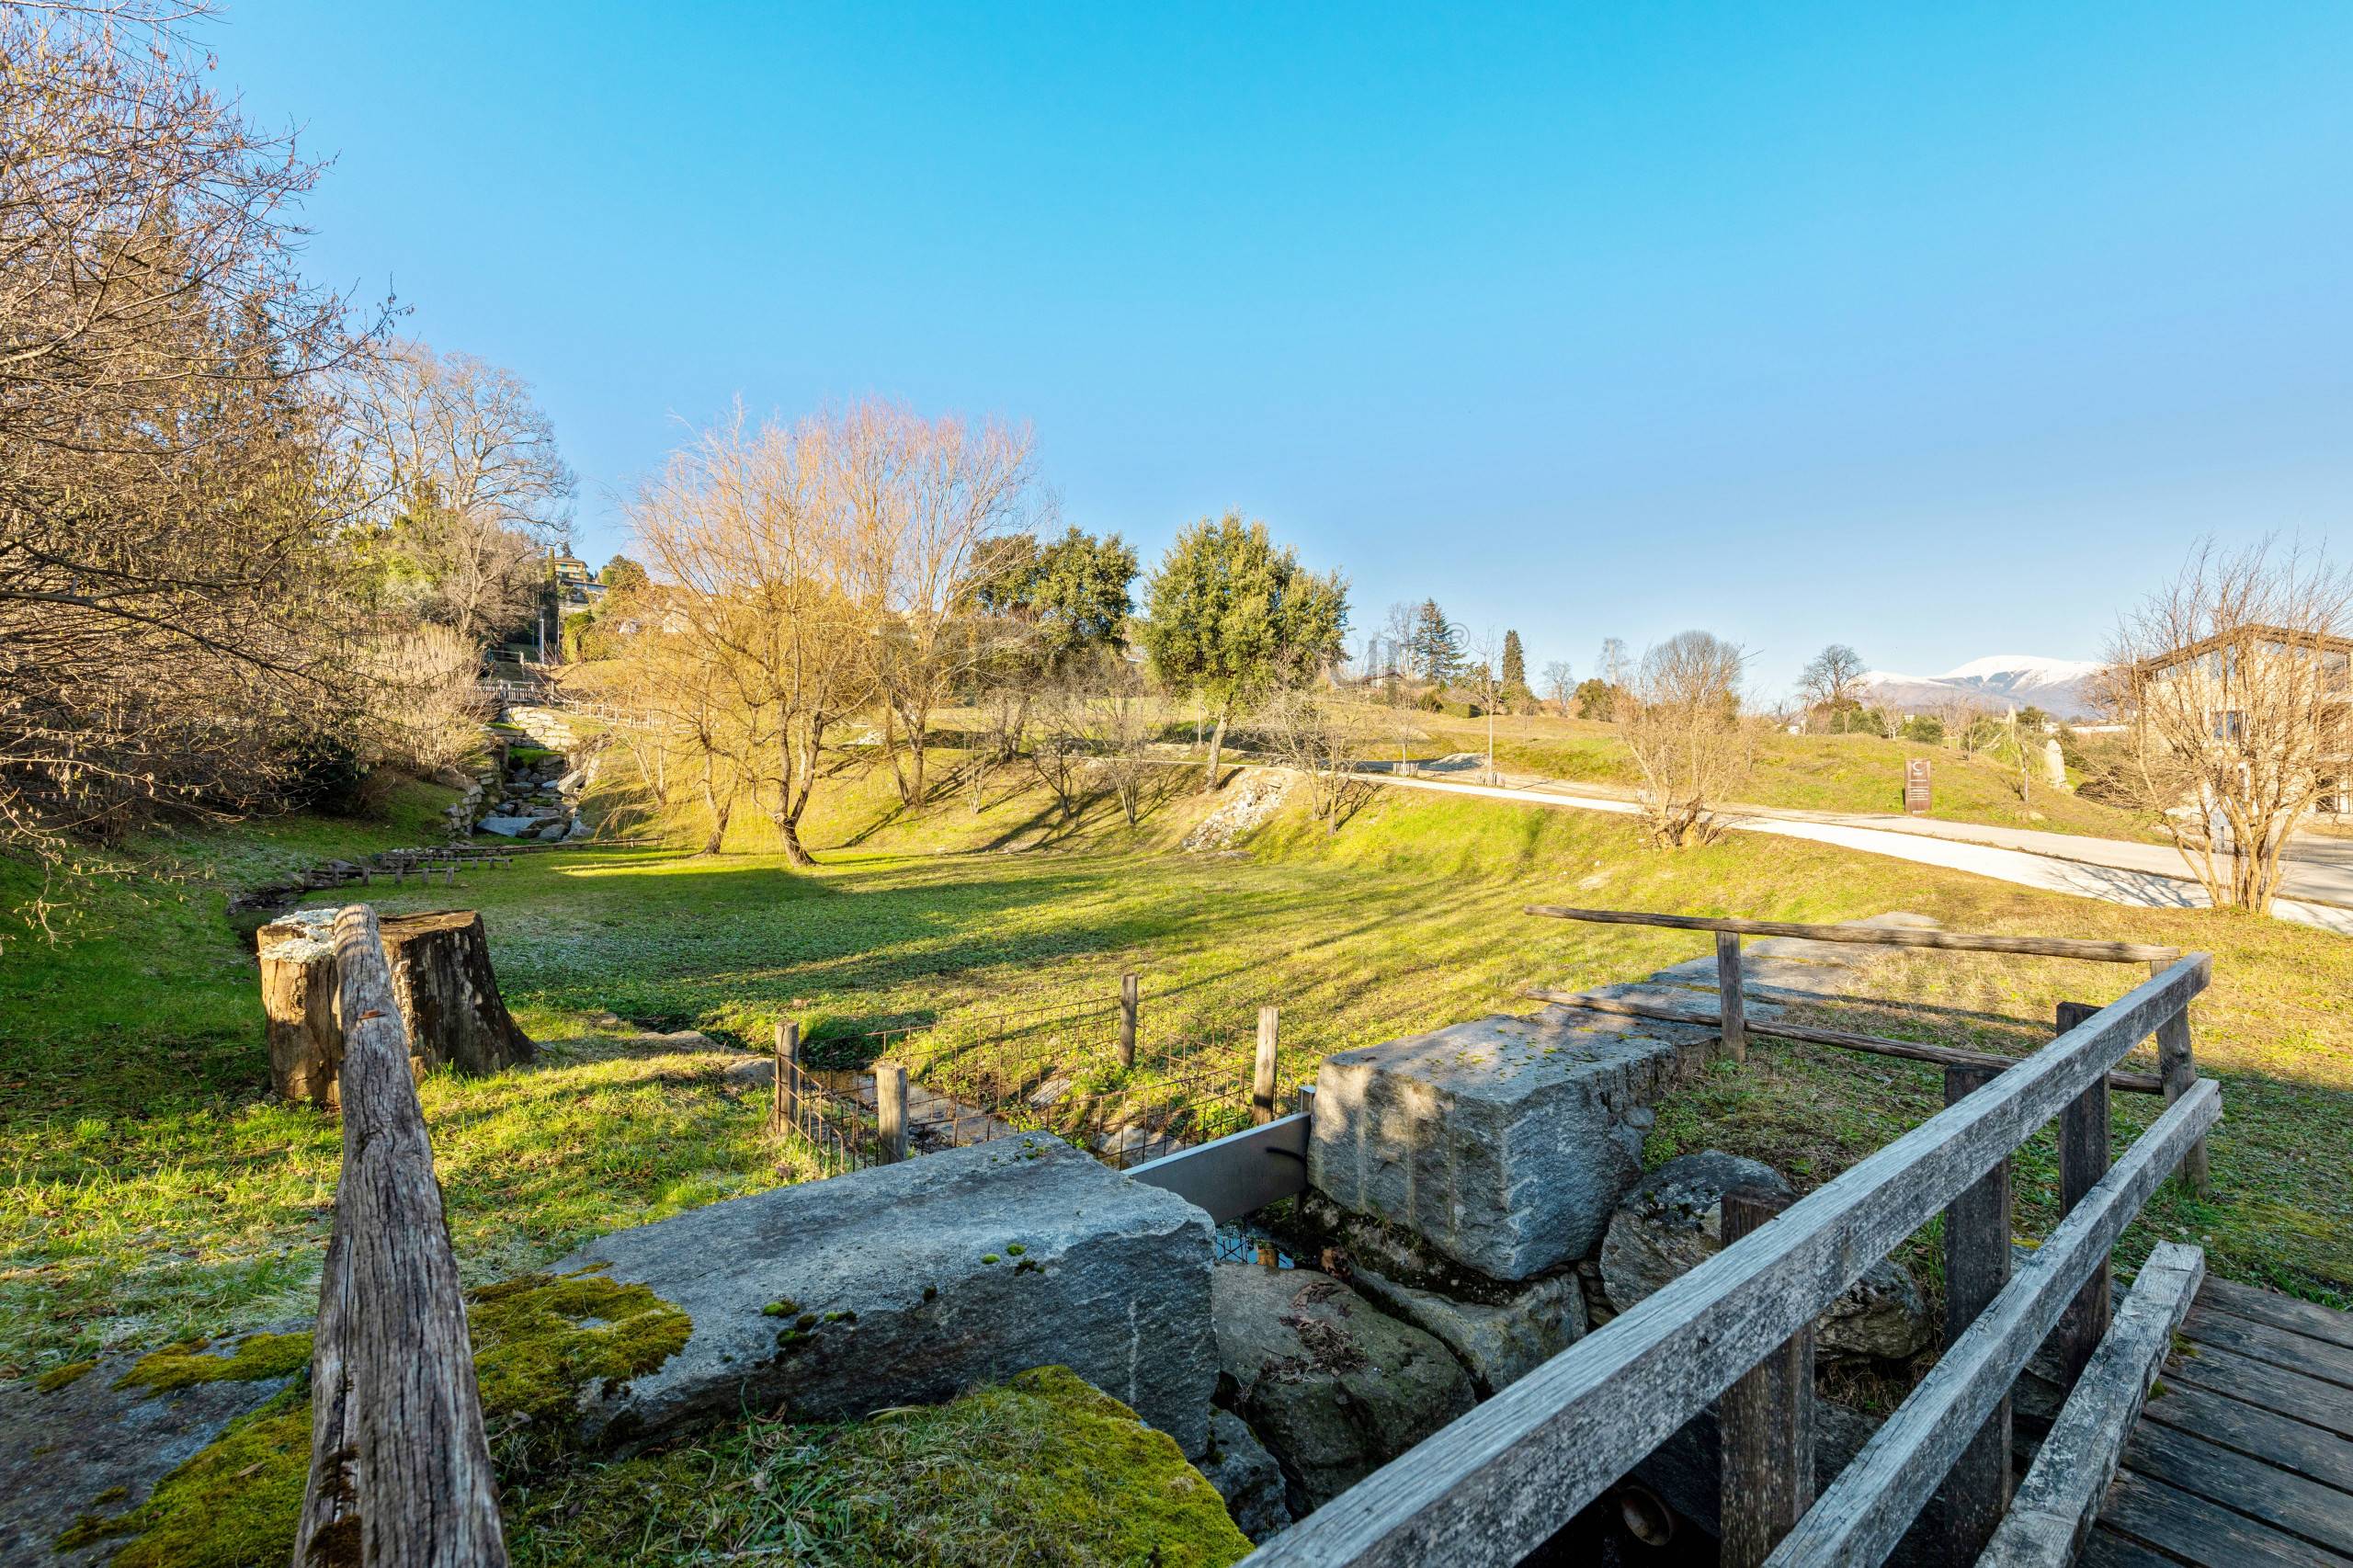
xmin=1309 ymin=1013 xmax=1703 ymax=1280
xmin=1351 ymin=1267 xmax=1586 ymax=1398
xmin=1211 ymin=1265 xmax=1474 ymax=1513
xmin=1598 ymin=1152 xmax=1931 ymax=1363
xmin=552 ymin=1135 xmax=1218 ymax=1455
xmin=477 ymin=814 xmax=537 ymax=837
xmin=1200 ymin=1408 xmax=1293 ymax=1542
xmin=0 ymin=1335 xmax=301 ymax=1566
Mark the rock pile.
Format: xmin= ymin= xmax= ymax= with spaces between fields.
xmin=476 ymin=750 xmax=592 ymax=842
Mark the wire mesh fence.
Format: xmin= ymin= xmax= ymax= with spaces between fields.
xmin=764 ymin=978 xmax=1278 ymax=1182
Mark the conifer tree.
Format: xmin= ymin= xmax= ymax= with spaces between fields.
xmin=1500 ymin=629 xmax=1529 ymax=709
xmin=1408 ymin=599 xmax=1462 ymax=682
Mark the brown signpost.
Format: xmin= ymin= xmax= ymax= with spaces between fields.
xmin=1904 ymin=758 xmax=1932 ymax=816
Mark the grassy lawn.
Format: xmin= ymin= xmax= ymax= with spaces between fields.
xmin=1409 ymin=711 xmax=2165 ymax=842
xmin=5 ymin=752 xmax=2347 ymax=1393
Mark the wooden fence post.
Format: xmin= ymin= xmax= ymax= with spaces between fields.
xmin=2152 ymin=1005 xmax=2210 ymax=1196
xmin=877 ymin=1063 xmax=909 ymax=1163
xmin=1717 ymin=931 xmax=1747 ymax=1063
xmin=1253 ymin=1006 xmax=1279 ymax=1125
xmin=1720 ymin=1187 xmax=1813 ymax=1568
xmin=1941 ymin=1063 xmax=2014 ymax=1564
xmin=2052 ymin=1000 xmax=2110 ymax=1389
xmin=1120 ymin=972 xmax=1139 ymax=1070
xmin=772 ymin=1019 xmax=800 ymax=1136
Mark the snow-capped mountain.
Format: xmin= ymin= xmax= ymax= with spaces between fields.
xmin=1857 ymin=655 xmax=2104 ymax=718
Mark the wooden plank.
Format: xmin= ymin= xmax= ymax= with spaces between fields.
xmin=1977 ymin=1241 xmax=2205 ymax=1568
xmin=2140 ymin=1380 xmax=2353 ymax=1494
xmin=1521 ymin=986 xmax=2165 ymax=1093
xmin=2052 ymin=999 xmax=2113 ymax=1390
xmin=2199 ymin=1277 xmax=2353 ymax=1352
xmin=2182 ymin=1301 xmax=2353 ymax=1391
xmin=2122 ymin=1416 xmax=2353 ymax=1556
xmin=1719 ymin=1188 xmax=1812 ymax=1568
xmin=1717 ymin=932 xmax=1748 ymax=1064
xmin=1521 ymin=904 xmax=2180 ymax=962
xmin=293 ymin=905 xmax=507 ymax=1568
xmin=2162 ymin=1342 xmax=2353 ymax=1441
xmin=1938 ymin=1063 xmax=2014 ymax=1566
xmin=1761 ymin=1079 xmax=2222 ymax=1567
xmin=1239 ymin=956 xmax=2210 ymax=1568
xmin=1127 ymin=1109 xmax=1312 ymax=1223
xmin=2077 ymin=1527 xmax=2189 ymax=1568
xmin=2099 ymin=1468 xmax=2353 ymax=1568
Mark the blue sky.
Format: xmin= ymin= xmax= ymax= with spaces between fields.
xmin=222 ymin=2 xmax=2352 ymax=693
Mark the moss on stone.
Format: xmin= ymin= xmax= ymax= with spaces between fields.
xmin=68 ymin=1385 xmax=312 ymax=1567
xmin=469 ymin=1271 xmax=693 ymax=1433
xmin=115 ymin=1331 xmax=312 ymax=1393
xmin=34 ymin=1358 xmax=96 ymax=1392
xmin=503 ymin=1365 xmax=1250 ymax=1567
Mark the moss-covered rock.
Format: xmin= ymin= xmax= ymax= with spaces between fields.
xmin=32 ymin=1360 xmax=95 ymax=1394
xmin=469 ymin=1271 xmax=694 ymax=1442
xmin=505 ymin=1366 xmax=1251 ymax=1567
xmin=114 ymin=1332 xmax=312 ymax=1394
xmin=61 ymin=1388 xmax=312 ymax=1568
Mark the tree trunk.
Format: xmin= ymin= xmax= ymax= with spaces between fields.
xmin=294 ymin=905 xmax=507 ymax=1568
xmin=776 ymin=813 xmax=815 ymax=867
xmin=378 ymin=912 xmax=537 ymax=1077
xmin=1203 ymin=710 xmax=1227 ymax=792
xmin=263 ymin=908 xmax=534 ymax=1102
xmin=259 ymin=916 xmax=344 ymax=1108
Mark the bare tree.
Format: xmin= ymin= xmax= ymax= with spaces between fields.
xmin=1797 ymin=643 xmax=1867 ymax=728
xmin=2101 ymin=538 xmax=2353 ymax=913
xmin=0 ymin=3 xmax=387 ymax=865
xmin=1077 ymin=656 xmax=1156 ymax=826
xmin=347 ymin=340 xmax=576 ymax=646
xmin=840 ymin=400 xmax=1038 ymax=808
xmin=1617 ymin=631 xmax=1754 ymax=846
xmin=1027 ymin=678 xmax=1089 ymax=824
xmin=355 ymin=626 xmax=494 ymax=779
xmin=626 ymin=406 xmax=877 ymax=867
xmin=1540 ymin=660 xmax=1575 ymax=716
xmin=1257 ymin=686 xmax=1375 ymax=834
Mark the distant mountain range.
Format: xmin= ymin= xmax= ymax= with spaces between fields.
xmin=1856 ymin=654 xmax=2105 ymax=719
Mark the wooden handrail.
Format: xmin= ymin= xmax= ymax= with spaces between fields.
xmin=1238 ymin=954 xmax=2211 ymax=1568
xmin=1523 ymin=905 xmax=2181 ymax=964
xmin=1762 ymin=1079 xmax=2221 ymax=1564
xmin=293 ymin=905 xmax=507 ymax=1568
xmin=1522 ymin=986 xmax=2168 ymax=1094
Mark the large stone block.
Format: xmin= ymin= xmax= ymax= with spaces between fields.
xmin=551 ymin=1135 xmax=1219 ymax=1455
xmin=1309 ymin=1014 xmax=1702 ymax=1280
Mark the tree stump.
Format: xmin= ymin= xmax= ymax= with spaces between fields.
xmin=378 ymin=910 xmax=536 ymax=1077
xmin=257 ymin=907 xmax=534 ymax=1105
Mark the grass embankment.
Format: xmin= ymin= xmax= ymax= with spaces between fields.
xmin=6 ymin=748 xmax=2347 ymax=1405
xmin=1410 ymin=711 xmax=2164 ymax=842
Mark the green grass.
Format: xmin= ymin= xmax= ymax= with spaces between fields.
xmin=1409 ymin=712 xmax=2165 ymax=841
xmin=5 ymin=751 xmax=2348 ymax=1393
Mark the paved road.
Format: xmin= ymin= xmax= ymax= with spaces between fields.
xmin=1358 ymin=767 xmax=2353 ymax=937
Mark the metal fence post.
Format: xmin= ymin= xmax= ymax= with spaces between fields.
xmin=1253 ymin=1006 xmax=1279 ymax=1125
xmin=1721 ymin=1187 xmax=1813 ymax=1568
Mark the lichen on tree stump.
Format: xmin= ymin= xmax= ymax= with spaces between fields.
xmin=257 ymin=907 xmax=534 ymax=1106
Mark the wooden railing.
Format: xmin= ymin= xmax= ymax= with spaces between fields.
xmin=1240 ymin=950 xmax=2218 ymax=1568
xmin=292 ymin=905 xmax=507 ymax=1568
xmin=1522 ymin=905 xmax=2209 ymax=1190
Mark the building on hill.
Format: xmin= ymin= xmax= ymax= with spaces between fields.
xmin=2131 ymin=623 xmax=2353 ymax=814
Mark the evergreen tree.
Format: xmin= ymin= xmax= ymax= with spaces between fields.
xmin=1407 ymin=598 xmax=1462 ymax=682
xmin=1500 ymin=629 xmax=1529 ymax=708
xmin=1142 ymin=513 xmax=1348 ymax=790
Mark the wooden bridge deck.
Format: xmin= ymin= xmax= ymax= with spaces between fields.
xmin=2082 ymin=1275 xmax=2353 ymax=1567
